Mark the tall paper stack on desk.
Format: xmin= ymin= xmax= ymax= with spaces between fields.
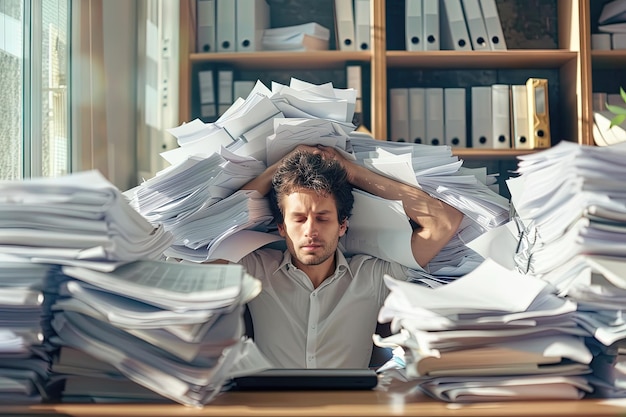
xmin=49 ymin=260 xmax=263 ymax=405
xmin=0 ymin=256 xmax=56 ymax=403
xmin=0 ymin=171 xmax=268 ymax=406
xmin=375 ymin=258 xmax=594 ymax=402
xmin=505 ymin=141 xmax=626 ymax=398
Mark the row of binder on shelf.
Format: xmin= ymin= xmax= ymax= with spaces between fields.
xmin=333 ymin=0 xmax=371 ymax=51
xmin=403 ymin=0 xmax=507 ymax=51
xmin=196 ymin=0 xmax=334 ymax=53
xmin=389 ymin=78 xmax=550 ymax=150
xmin=196 ymin=64 xmax=366 ymax=128
xmin=591 ymin=33 xmax=626 ymax=50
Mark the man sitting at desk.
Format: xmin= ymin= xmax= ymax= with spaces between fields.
xmin=233 ymin=144 xmax=463 ymax=369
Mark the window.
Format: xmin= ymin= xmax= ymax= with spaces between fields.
xmin=0 ymin=0 xmax=70 ymax=180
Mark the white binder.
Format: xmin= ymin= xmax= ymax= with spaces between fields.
xmin=425 ymin=88 xmax=444 ymax=146
xmin=491 ymin=84 xmax=511 ymax=149
xmin=233 ymin=80 xmax=255 ymax=100
xmin=354 ymin=0 xmax=371 ymax=51
xmin=440 ymin=0 xmax=471 ymax=51
xmin=479 ymin=0 xmax=507 ymax=50
xmin=217 ymin=68 xmax=233 ymax=116
xmin=198 ymin=69 xmax=216 ymax=120
xmin=389 ymin=88 xmax=410 ymax=142
xmin=334 ymin=0 xmax=356 ymax=51
xmin=216 ymin=0 xmax=236 ymax=52
xmin=423 ymin=0 xmax=440 ymax=50
xmin=196 ymin=0 xmax=216 ymax=53
xmin=444 ymin=88 xmax=466 ymax=148
xmin=470 ymin=86 xmax=492 ymax=148
xmin=460 ymin=0 xmax=491 ymax=51
xmin=408 ymin=88 xmax=426 ymax=144
xmin=511 ymin=85 xmax=531 ymax=149
xmin=346 ymin=64 xmax=363 ymax=127
xmin=405 ymin=0 xmax=424 ymax=51
xmin=236 ymin=0 xmax=270 ymax=52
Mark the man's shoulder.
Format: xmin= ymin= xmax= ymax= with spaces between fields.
xmin=345 ymin=252 xmax=409 ymax=281
xmin=240 ymin=247 xmax=284 ymax=265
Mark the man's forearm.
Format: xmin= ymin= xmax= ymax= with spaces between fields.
xmin=348 ymin=162 xmax=464 ymax=267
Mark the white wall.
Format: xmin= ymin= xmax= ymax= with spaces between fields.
xmin=102 ymin=0 xmax=138 ymax=191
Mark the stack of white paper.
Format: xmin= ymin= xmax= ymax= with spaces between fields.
xmin=507 ymin=141 xmax=626 ymax=277
xmin=375 ymin=258 xmax=594 ymax=402
xmin=162 ymin=190 xmax=274 ymax=263
xmin=261 ymin=22 xmax=330 ymax=51
xmin=0 ymin=170 xmax=173 ymax=270
xmin=505 ymin=140 xmax=626 ymax=398
xmin=0 ymin=255 xmax=54 ymax=403
xmin=49 ymin=260 xmax=265 ymax=406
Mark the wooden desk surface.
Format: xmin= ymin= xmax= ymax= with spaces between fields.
xmin=4 ymin=390 xmax=626 ymax=417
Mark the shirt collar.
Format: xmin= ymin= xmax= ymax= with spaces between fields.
xmin=276 ymin=249 xmax=353 ymax=279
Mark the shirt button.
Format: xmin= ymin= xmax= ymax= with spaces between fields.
xmin=311 ymin=325 xmax=316 ymax=329
xmin=311 ymin=293 xmax=316 ymax=297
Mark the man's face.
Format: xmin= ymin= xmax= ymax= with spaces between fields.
xmin=277 ymin=189 xmax=347 ymax=270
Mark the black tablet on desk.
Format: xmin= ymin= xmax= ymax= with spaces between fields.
xmin=232 ymin=368 xmax=379 ymax=391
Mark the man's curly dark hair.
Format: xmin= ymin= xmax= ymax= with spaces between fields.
xmin=269 ymin=150 xmax=354 ymax=225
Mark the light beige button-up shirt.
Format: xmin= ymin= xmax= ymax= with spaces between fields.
xmin=239 ymin=248 xmax=408 ymax=369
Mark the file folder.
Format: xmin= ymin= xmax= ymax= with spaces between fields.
xmin=408 ymin=88 xmax=426 ymax=144
xmin=389 ymin=88 xmax=410 ymax=142
xmin=591 ymin=33 xmax=612 ymax=50
xmin=491 ymin=84 xmax=511 ymax=149
xmin=196 ymin=0 xmax=216 ymax=53
xmin=461 ymin=0 xmax=491 ymax=51
xmin=479 ymin=0 xmax=507 ymax=50
xmin=423 ymin=0 xmax=440 ymax=50
xmin=354 ymin=0 xmax=371 ymax=50
xmin=198 ymin=69 xmax=217 ymax=121
xmin=405 ymin=0 xmax=424 ymax=51
xmin=613 ymin=33 xmax=626 ymax=49
xmin=470 ymin=86 xmax=492 ymax=148
xmin=236 ymin=0 xmax=270 ymax=52
xmin=346 ymin=64 xmax=363 ymax=127
xmin=511 ymin=85 xmax=531 ymax=149
xmin=233 ymin=80 xmax=255 ymax=100
xmin=425 ymin=88 xmax=444 ymax=146
xmin=334 ymin=0 xmax=356 ymax=51
xmin=216 ymin=0 xmax=236 ymax=52
xmin=440 ymin=0 xmax=471 ymax=51
xmin=217 ymin=68 xmax=234 ymax=116
xmin=526 ymin=78 xmax=551 ymax=149
xmin=444 ymin=87 xmax=466 ymax=147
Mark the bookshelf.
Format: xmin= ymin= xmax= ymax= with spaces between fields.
xmin=587 ymin=0 xmax=626 ymax=143
xmin=178 ymin=0 xmax=604 ymax=162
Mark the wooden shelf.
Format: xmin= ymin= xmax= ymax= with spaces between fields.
xmin=453 ymin=148 xmax=536 ymax=160
xmin=189 ymin=51 xmax=371 ymax=70
xmin=386 ymin=50 xmax=578 ymax=69
xmin=591 ymin=50 xmax=626 ymax=68
xmin=179 ymin=0 xmax=600 ymax=158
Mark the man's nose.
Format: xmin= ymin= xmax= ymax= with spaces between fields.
xmin=304 ymin=218 xmax=318 ymax=237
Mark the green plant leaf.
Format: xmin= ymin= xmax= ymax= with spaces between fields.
xmin=621 ymin=87 xmax=626 ymax=104
xmin=610 ymin=114 xmax=626 ymax=128
xmin=606 ymin=103 xmax=626 ymax=115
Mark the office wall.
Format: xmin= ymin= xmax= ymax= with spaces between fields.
xmin=102 ymin=0 xmax=138 ymax=191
